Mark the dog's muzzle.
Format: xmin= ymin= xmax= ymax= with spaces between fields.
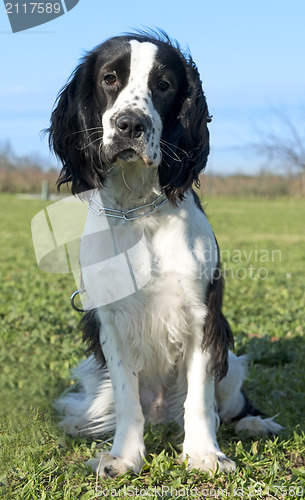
xmin=104 ymin=109 xmax=157 ymax=165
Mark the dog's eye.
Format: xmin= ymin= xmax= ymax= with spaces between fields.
xmin=157 ymin=80 xmax=170 ymax=91
xmin=104 ymin=73 xmax=117 ymax=86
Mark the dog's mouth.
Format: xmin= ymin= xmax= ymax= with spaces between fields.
xmin=107 ymin=147 xmax=158 ymax=167
xmin=117 ymin=149 xmax=141 ymax=162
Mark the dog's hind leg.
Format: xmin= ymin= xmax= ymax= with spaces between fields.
xmin=216 ymin=351 xmax=283 ymax=435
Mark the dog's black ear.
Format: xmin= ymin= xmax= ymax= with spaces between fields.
xmin=159 ymin=59 xmax=211 ymax=204
xmin=47 ymin=51 xmax=107 ymax=194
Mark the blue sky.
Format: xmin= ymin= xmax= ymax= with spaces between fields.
xmin=1 ymin=0 xmax=304 ymax=174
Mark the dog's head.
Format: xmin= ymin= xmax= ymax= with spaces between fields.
xmin=48 ymin=31 xmax=211 ymax=203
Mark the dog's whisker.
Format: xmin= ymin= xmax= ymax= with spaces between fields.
xmin=160 ymin=141 xmax=182 ymax=163
xmin=161 ymin=157 xmax=171 ymax=169
xmin=67 ymin=127 xmax=103 ymax=140
xmin=69 ymin=126 xmax=103 ymax=136
xmin=77 ymin=137 xmax=103 ymax=150
xmin=160 ymin=139 xmax=189 ymax=157
xmin=120 ymin=165 xmax=133 ymax=191
xmin=161 ymin=147 xmax=182 ymax=163
xmin=106 ymin=164 xmax=116 ymax=174
xmin=98 ymin=141 xmax=105 ymax=167
xmin=86 ymin=131 xmax=102 ymax=140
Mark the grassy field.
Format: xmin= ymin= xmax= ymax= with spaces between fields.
xmin=0 ymin=193 xmax=304 ymax=499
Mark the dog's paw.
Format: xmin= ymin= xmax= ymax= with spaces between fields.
xmin=235 ymin=415 xmax=283 ymax=436
xmin=183 ymin=452 xmax=236 ymax=474
xmin=87 ymin=452 xmax=141 ymax=478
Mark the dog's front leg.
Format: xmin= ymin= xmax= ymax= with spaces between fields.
xmin=183 ymin=341 xmax=236 ymax=473
xmin=89 ymin=322 xmax=145 ymax=478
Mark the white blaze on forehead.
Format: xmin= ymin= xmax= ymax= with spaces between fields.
xmin=103 ymin=40 xmax=158 ymax=122
xmin=128 ymin=40 xmax=158 ymax=88
xmin=102 ymin=39 xmax=163 ymax=167
xmin=109 ymin=40 xmax=158 ymax=113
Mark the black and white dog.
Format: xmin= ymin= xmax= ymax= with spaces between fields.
xmin=49 ymin=32 xmax=281 ymax=477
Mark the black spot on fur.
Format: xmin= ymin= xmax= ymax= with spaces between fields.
xmin=104 ymin=466 xmax=116 ymax=477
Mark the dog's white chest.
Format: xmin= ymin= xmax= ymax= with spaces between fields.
xmin=79 ymin=193 xmax=218 ymax=373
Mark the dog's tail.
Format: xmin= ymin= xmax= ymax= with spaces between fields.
xmin=54 ymin=355 xmax=116 ymax=437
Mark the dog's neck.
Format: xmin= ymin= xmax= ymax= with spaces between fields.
xmin=104 ymin=161 xmax=162 ymax=211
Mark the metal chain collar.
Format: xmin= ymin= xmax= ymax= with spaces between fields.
xmin=88 ymin=193 xmax=168 ymax=221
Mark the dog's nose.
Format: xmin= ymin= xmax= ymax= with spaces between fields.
xmin=116 ymin=114 xmax=148 ymax=139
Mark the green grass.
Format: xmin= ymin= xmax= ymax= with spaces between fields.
xmin=0 ymin=193 xmax=304 ymax=499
